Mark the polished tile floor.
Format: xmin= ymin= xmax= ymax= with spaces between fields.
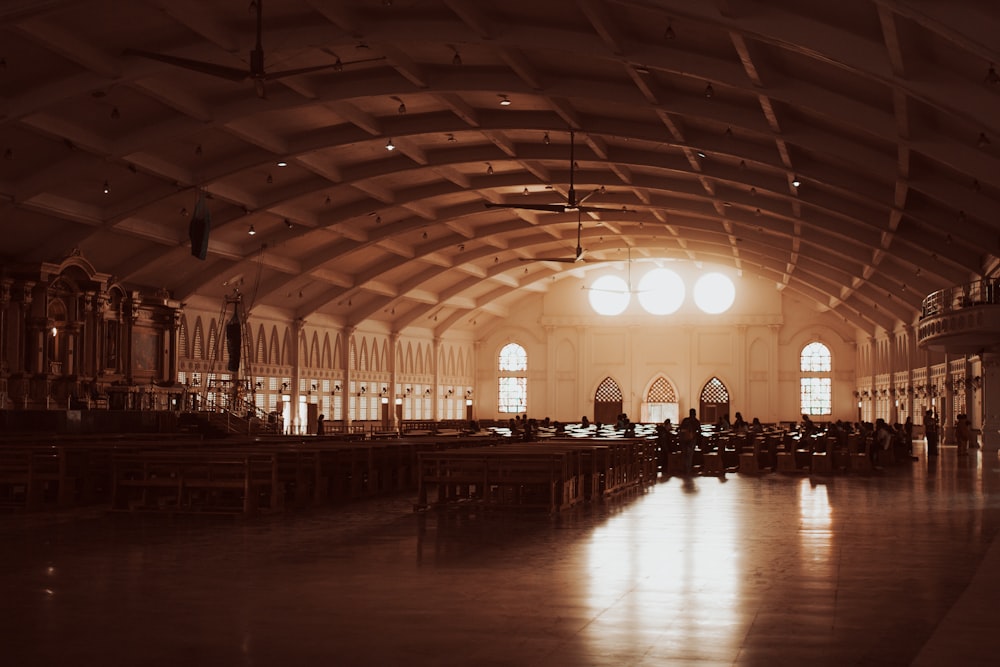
xmin=3 ymin=442 xmax=1000 ymax=666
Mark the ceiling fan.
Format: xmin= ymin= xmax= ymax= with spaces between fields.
xmin=125 ymin=0 xmax=384 ymax=98
xmin=520 ymin=208 xmax=589 ymax=263
xmin=485 ymin=130 xmax=635 ymax=214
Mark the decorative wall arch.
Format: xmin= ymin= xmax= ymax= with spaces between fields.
xmin=332 ymin=333 xmax=343 ymax=370
xmin=321 ymin=332 xmax=332 ymax=370
xmin=309 ymin=332 xmax=321 ymax=370
xmin=178 ymin=316 xmax=189 ymax=359
xmin=593 ymin=376 xmax=624 ymax=425
xmin=193 ymin=317 xmax=205 ymax=360
xmin=699 ymin=376 xmax=731 ymax=425
xmin=255 ymin=324 xmax=267 ymax=364
xmin=269 ymin=326 xmax=280 ymax=366
xmin=281 ymin=328 xmax=292 ymax=367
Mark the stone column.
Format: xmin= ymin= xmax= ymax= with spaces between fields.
xmin=432 ymin=336 xmax=442 ymax=421
xmin=342 ymin=325 xmax=355 ymax=427
xmin=290 ymin=318 xmax=304 ymax=434
xmin=980 ymin=353 xmax=1000 ymax=451
xmin=768 ymin=324 xmax=781 ymax=423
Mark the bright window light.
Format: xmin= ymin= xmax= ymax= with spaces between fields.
xmin=588 ymin=275 xmax=630 ymax=315
xmin=694 ymin=272 xmax=735 ymax=314
xmin=638 ymin=268 xmax=685 ymax=315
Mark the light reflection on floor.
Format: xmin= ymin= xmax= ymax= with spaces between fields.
xmin=1 ymin=445 xmax=999 ymax=666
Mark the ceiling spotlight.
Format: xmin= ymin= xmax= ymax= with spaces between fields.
xmin=266 ymin=173 xmax=273 ymax=184
xmin=739 ymin=159 xmax=746 ymax=169
xmin=324 ymin=195 xmax=331 ymax=205
xmin=499 ymin=94 xmax=511 ymax=106
xmin=422 ymin=231 xmax=428 ymax=239
xmin=102 ymin=180 xmax=110 ymax=194
xmin=110 ymin=107 xmax=120 ymax=120
xmin=791 ymin=175 xmax=801 ymax=187
xmin=543 ymin=132 xmax=550 ymax=145
xmin=664 ymin=22 xmax=676 ymax=40
xmin=523 ymin=187 xmax=529 ymax=196
xmin=248 ymin=224 xmax=256 ymax=236
xmin=375 ymin=215 xmax=381 ymax=224
xmin=446 ymin=133 xmax=456 ymax=142
xmin=486 ymin=163 xmax=494 ymax=175
xmin=696 ymin=151 xmax=706 ymax=158
xmin=452 ymin=50 xmax=462 ymax=65
xmin=386 ymin=138 xmax=395 ymax=151
xmin=276 ymin=160 xmax=288 ymax=167
xmin=284 ymin=219 xmax=293 ymax=229
xmin=397 ymin=100 xmax=406 ymax=114
xmin=704 ymin=83 xmax=714 ymax=98
xmin=978 ymin=132 xmax=990 ymax=148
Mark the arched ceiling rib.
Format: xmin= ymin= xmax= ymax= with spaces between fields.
xmin=2 ymin=0 xmax=999 ymax=337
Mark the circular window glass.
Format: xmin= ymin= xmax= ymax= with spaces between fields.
xmin=588 ymin=275 xmax=631 ymax=315
xmin=694 ymin=272 xmax=735 ymax=314
xmin=637 ymin=268 xmax=685 ymax=315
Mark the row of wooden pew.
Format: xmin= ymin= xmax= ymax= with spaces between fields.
xmin=0 ymin=435 xmax=499 ymax=514
xmin=0 ymin=429 xmax=883 ymax=514
xmin=666 ymin=431 xmax=881 ymax=476
xmin=414 ymin=438 xmax=659 ymax=513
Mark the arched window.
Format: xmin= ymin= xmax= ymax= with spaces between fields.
xmin=497 ymin=343 xmax=527 ymax=413
xmin=699 ymin=377 xmax=730 ymax=425
xmin=643 ymin=376 xmax=678 ymax=423
xmin=800 ymin=342 xmax=832 ymax=416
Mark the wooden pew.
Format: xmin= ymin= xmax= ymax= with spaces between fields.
xmin=111 ymin=450 xmax=278 ymax=514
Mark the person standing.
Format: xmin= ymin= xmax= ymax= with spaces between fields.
xmin=679 ymin=408 xmax=701 ymax=475
xmin=316 ymin=413 xmax=325 ymax=437
xmin=956 ymin=414 xmax=971 ymax=456
xmin=924 ymin=409 xmax=939 ymax=457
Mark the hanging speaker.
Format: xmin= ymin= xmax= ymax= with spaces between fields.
xmin=189 ymin=193 xmax=211 ymax=260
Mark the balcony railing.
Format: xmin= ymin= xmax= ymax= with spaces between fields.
xmin=920 ymin=279 xmax=1000 ymax=319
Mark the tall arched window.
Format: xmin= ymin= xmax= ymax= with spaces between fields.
xmin=498 ymin=343 xmax=527 ymax=413
xmin=800 ymin=342 xmax=832 ymax=416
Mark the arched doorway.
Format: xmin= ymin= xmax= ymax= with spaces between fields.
xmin=643 ymin=375 xmax=678 ymax=424
xmin=593 ymin=376 xmax=623 ymax=426
xmin=699 ymin=376 xmax=730 ymax=425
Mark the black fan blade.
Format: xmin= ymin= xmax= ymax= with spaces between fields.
xmin=577 ymin=205 xmax=638 ymax=213
xmin=263 ymin=56 xmax=386 ymax=81
xmin=485 ymin=202 xmax=568 ymax=213
xmin=125 ymin=48 xmax=249 ymax=81
xmin=519 ymin=257 xmax=581 ymax=263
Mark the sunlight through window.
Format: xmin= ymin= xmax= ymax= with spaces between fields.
xmin=637 ymin=268 xmax=685 ymax=315
xmin=588 ymin=275 xmax=631 ymax=315
xmin=693 ymin=272 xmax=735 ymax=314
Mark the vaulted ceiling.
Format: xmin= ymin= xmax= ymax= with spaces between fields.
xmin=2 ymin=0 xmax=999 ymax=335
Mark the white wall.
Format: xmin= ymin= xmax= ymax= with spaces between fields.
xmin=477 ymin=264 xmax=858 ymax=424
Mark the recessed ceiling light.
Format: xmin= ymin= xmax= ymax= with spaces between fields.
xmin=499 ymin=94 xmax=511 ymax=106
xmin=386 ymin=138 xmax=395 ymax=151
xmin=276 ymin=160 xmax=288 ymax=167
